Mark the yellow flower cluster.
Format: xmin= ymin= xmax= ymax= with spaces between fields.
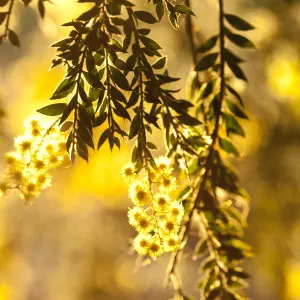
xmin=122 ymin=157 xmax=184 ymax=257
xmin=0 ymin=117 xmax=67 ymax=204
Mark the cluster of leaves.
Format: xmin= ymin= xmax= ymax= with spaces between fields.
xmin=164 ymin=2 xmax=255 ymax=299
xmin=40 ymin=0 xmax=195 ymax=167
xmin=0 ymin=0 xmax=47 ymax=47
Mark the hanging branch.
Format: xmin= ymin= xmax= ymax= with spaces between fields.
xmin=165 ymin=0 xmax=255 ymax=298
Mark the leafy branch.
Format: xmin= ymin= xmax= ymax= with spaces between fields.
xmin=165 ymin=0 xmax=255 ymax=298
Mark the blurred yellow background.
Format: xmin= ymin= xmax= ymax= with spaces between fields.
xmin=0 ymin=0 xmax=300 ymax=299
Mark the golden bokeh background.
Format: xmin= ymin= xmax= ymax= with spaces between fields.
xmin=1 ymin=0 xmax=300 ymax=299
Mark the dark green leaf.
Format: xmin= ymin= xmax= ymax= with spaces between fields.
xmin=177 ymin=114 xmax=202 ymax=126
xmin=152 ymin=57 xmax=166 ymax=69
xmin=224 ymin=48 xmax=244 ymax=64
xmin=227 ymin=61 xmax=247 ymax=81
xmin=51 ymin=78 xmax=75 ymax=100
xmin=111 ymin=86 xmax=127 ymax=104
xmin=37 ymin=103 xmax=67 ymax=116
xmin=226 ymin=31 xmax=255 ymax=48
xmin=60 ymin=121 xmax=73 ymax=132
xmin=78 ymin=121 xmax=94 ymax=149
xmin=98 ymin=129 xmax=109 ymax=149
xmin=77 ymin=136 xmax=89 ymax=162
xmin=113 ymin=0 xmax=134 ymax=6
xmin=0 ymin=12 xmax=6 ymax=25
xmin=0 ymin=0 xmax=9 ymax=6
xmin=156 ymin=1 xmax=164 ymax=20
xmin=140 ymin=36 xmax=161 ymax=50
xmin=226 ymin=100 xmax=248 ymax=119
xmin=174 ymin=4 xmax=195 ymax=16
xmin=225 ymin=14 xmax=255 ymax=31
xmin=8 ymin=30 xmax=20 ymax=47
xmin=38 ymin=0 xmax=45 ymax=18
xmin=226 ymin=84 xmax=244 ymax=107
xmin=195 ymin=53 xmax=218 ymax=71
xmin=223 ymin=113 xmax=245 ymax=136
xmin=219 ymin=138 xmax=239 ymax=157
xmin=134 ymin=11 xmax=158 ymax=24
xmin=110 ymin=66 xmax=131 ymax=91
xmin=197 ymin=36 xmax=218 ymax=53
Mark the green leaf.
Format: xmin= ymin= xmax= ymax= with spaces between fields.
xmin=206 ymin=287 xmax=221 ymax=300
xmin=225 ymin=14 xmax=255 ymax=31
xmin=83 ymin=71 xmax=104 ymax=89
xmin=37 ymin=103 xmax=67 ymax=116
xmin=219 ymin=138 xmax=239 ymax=157
xmin=177 ymin=114 xmax=202 ymax=126
xmin=98 ymin=129 xmax=109 ymax=149
xmin=78 ymin=85 xmax=90 ymax=104
xmin=134 ymin=11 xmax=158 ymax=24
xmin=174 ymin=4 xmax=195 ymax=16
xmin=78 ymin=121 xmax=94 ymax=149
xmin=152 ymin=57 xmax=166 ymax=69
xmin=51 ymin=78 xmax=75 ymax=100
xmin=226 ymin=31 xmax=255 ymax=48
xmin=146 ymin=142 xmax=157 ymax=150
xmin=226 ymin=84 xmax=244 ymax=107
xmin=38 ymin=0 xmax=45 ymax=18
xmin=156 ymin=1 xmax=164 ymax=20
xmin=0 ymin=0 xmax=9 ymax=7
xmin=113 ymin=0 xmax=134 ymax=6
xmin=224 ymin=48 xmax=244 ymax=64
xmin=140 ymin=35 xmax=161 ymax=50
xmin=197 ymin=36 xmax=218 ymax=53
xmin=199 ymin=80 xmax=215 ymax=99
xmin=195 ymin=53 xmax=218 ymax=71
xmin=0 ymin=12 xmax=6 ymax=25
xmin=77 ymin=136 xmax=89 ymax=162
xmin=110 ymin=66 xmax=131 ymax=91
xmin=111 ymin=86 xmax=127 ymax=104
xmin=60 ymin=96 xmax=77 ymax=124
xmin=138 ymin=28 xmax=151 ymax=36
xmin=227 ymin=61 xmax=247 ymax=82
xmin=60 ymin=120 xmax=73 ymax=132
xmin=129 ymin=114 xmax=140 ymax=139
xmin=223 ymin=113 xmax=245 ymax=136
xmin=8 ymin=30 xmax=20 ymax=47
xmin=226 ymin=100 xmax=248 ymax=119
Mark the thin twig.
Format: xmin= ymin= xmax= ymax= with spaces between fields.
xmin=165 ymin=0 xmax=226 ymax=293
xmin=2 ymin=0 xmax=15 ymax=39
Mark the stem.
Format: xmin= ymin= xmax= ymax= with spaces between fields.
xmin=71 ymin=43 xmax=87 ymax=160
xmin=184 ymin=0 xmax=197 ymax=67
xmin=165 ymin=0 xmax=226 ymax=291
xmin=127 ymin=7 xmax=148 ymax=162
xmin=2 ymin=0 xmax=15 ymax=38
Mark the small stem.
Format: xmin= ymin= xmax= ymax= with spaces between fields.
xmin=71 ymin=42 xmax=88 ymax=159
xmin=2 ymin=0 xmax=15 ymax=38
xmin=127 ymin=7 xmax=148 ymax=161
xmin=184 ymin=0 xmax=197 ymax=67
xmin=165 ymin=0 xmax=226 ymax=291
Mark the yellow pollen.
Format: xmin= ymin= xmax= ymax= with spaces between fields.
xmin=27 ymin=183 xmax=36 ymax=192
xmin=20 ymin=141 xmax=32 ymax=151
xmin=137 ymin=190 xmax=146 ymax=200
xmin=166 ymin=222 xmax=174 ymax=231
xmin=140 ymin=240 xmax=148 ymax=248
xmin=139 ymin=218 xmax=149 ymax=228
xmin=149 ymin=243 xmax=159 ymax=252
